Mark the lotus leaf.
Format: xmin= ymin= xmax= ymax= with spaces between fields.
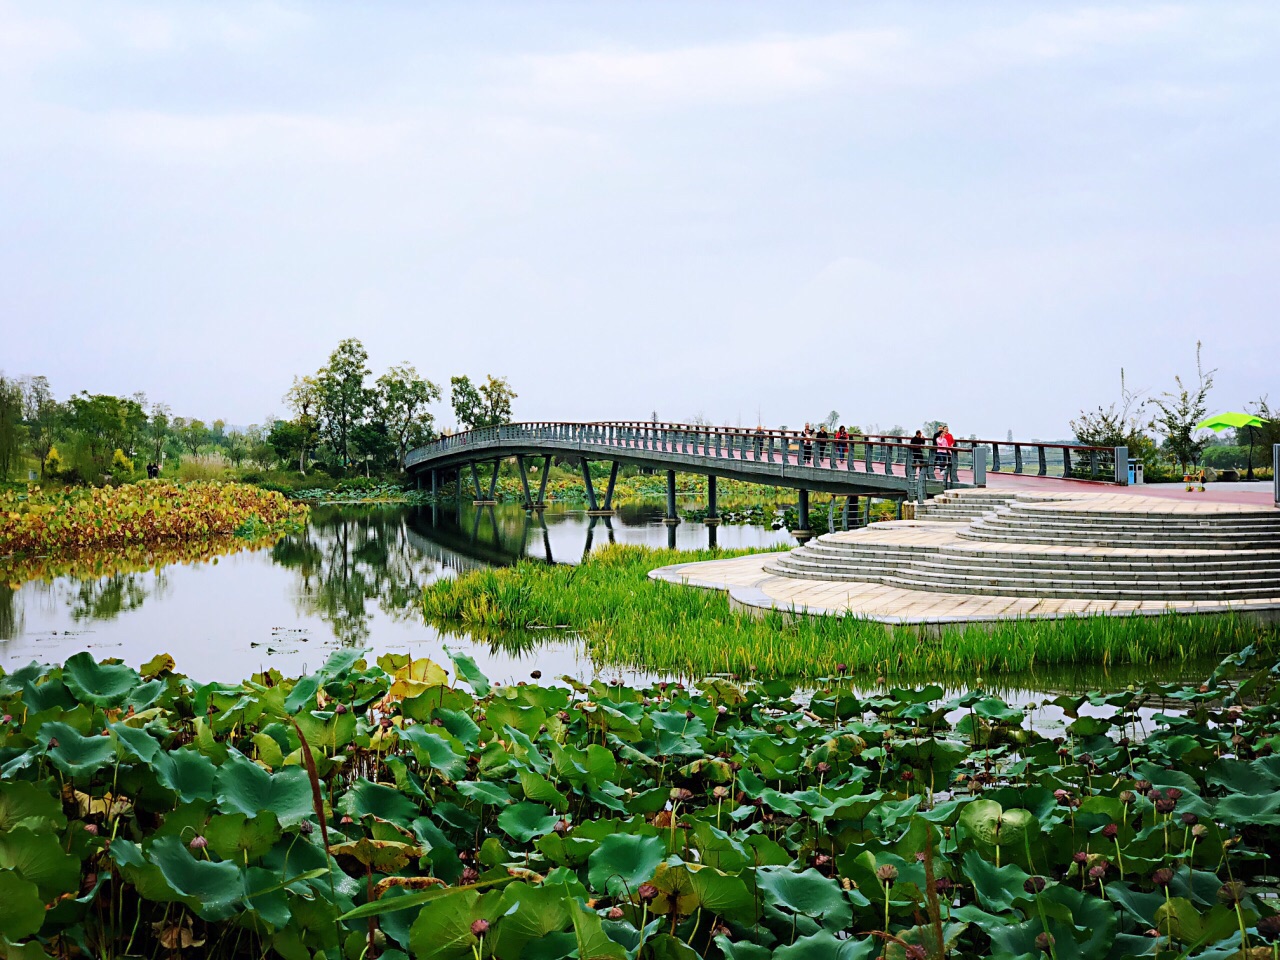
xmin=152 ymin=748 xmax=218 ymax=802
xmin=214 ymin=748 xmax=314 ymax=825
xmin=338 ymin=777 xmax=421 ymax=821
xmin=61 ymin=652 xmax=142 ymax=707
xmin=147 ymin=835 xmax=246 ymax=921
xmin=0 ymin=779 xmax=65 ymax=834
xmin=447 ymin=649 xmax=491 ymax=697
xmin=587 ymin=834 xmax=666 ymax=897
xmin=205 ymin=811 xmax=282 ymax=861
xmin=755 ymin=866 xmax=853 ymax=928
xmin=497 ymin=802 xmax=561 ymax=843
xmin=38 ymin=721 xmax=117 ymax=778
xmin=0 ymin=870 xmax=45 ymax=941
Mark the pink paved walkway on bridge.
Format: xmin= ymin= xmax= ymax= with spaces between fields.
xmin=986 ymin=472 xmax=1276 ymax=507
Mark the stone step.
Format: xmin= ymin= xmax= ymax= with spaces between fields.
xmin=1006 ymin=503 xmax=1280 ymax=523
xmin=995 ymin=508 xmax=1280 ymax=528
xmin=969 ymin=519 xmax=1280 ymax=539
xmin=957 ymin=530 xmax=1279 ymax=551
xmin=804 ymin=537 xmax=1280 ymax=564
xmin=777 ymin=551 xmax=1280 ymax=584
xmin=766 ymin=556 xmax=1280 ymax=601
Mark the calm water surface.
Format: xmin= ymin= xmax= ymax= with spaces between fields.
xmin=1 ymin=503 xmax=1214 ymax=721
xmin=0 ymin=502 xmax=789 ymax=684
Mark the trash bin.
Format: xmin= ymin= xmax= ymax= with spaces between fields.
xmin=1127 ymin=459 xmax=1144 ymax=485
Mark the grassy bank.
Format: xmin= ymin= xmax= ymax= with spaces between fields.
xmin=0 ymin=480 xmax=308 ymax=558
xmin=420 ymin=544 xmax=1278 ymax=680
xmin=3 ymin=649 xmax=1278 ymax=958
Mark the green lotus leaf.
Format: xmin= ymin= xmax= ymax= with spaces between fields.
xmin=0 ymin=779 xmax=65 ymax=834
xmin=517 ymin=768 xmax=569 ymax=811
xmin=0 ymin=870 xmax=45 ymax=941
xmin=205 ymin=811 xmax=282 ymax=862
xmin=773 ymin=930 xmax=878 ymax=959
xmin=447 ymin=649 xmax=491 ymax=697
xmin=214 ymin=749 xmax=314 ymax=825
xmin=38 ymin=721 xmax=116 ymax=779
xmin=567 ymin=896 xmax=626 ymax=960
xmin=399 ymin=726 xmax=468 ymax=782
xmin=885 ymin=922 xmax=970 ymax=960
xmin=0 ymin=826 xmax=80 ymax=900
xmin=487 ymin=882 xmax=573 ymax=956
xmin=755 ymin=866 xmax=853 ymax=928
xmin=152 ymin=749 xmax=218 ymax=803
xmin=713 ymin=935 xmax=773 ymax=960
xmin=109 ymin=721 xmax=162 ymax=763
xmin=962 ymin=850 xmax=1032 ymax=912
xmin=958 ymin=799 xmax=1039 ymax=849
xmin=61 ymin=653 xmax=141 ymax=708
xmin=497 ymin=802 xmax=561 ymax=843
xmin=455 ymin=779 xmax=515 ymax=808
xmin=632 ymin=933 xmax=700 ymax=959
xmin=407 ymin=889 xmax=485 ymax=959
xmin=338 ymin=777 xmax=420 ymax=821
xmin=1215 ymin=791 xmax=1280 ymax=826
xmin=146 ymin=835 xmax=245 ymax=921
xmin=972 ymin=698 xmax=1023 ymax=723
xmin=587 ymin=834 xmax=666 ymax=897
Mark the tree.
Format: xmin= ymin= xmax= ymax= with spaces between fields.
xmin=1148 ymin=342 xmax=1216 ymax=472
xmin=145 ymin=403 xmax=171 ymax=466
xmin=179 ymin=419 xmax=208 ymax=457
xmin=377 ymin=363 xmax=441 ymax=469
xmin=268 ymin=420 xmax=309 ymax=470
xmin=19 ymin=375 xmax=58 ymax=476
xmin=1070 ymin=369 xmax=1150 ymax=450
xmin=283 ymin=375 xmax=322 ymax=474
xmin=450 ymin=374 xmax=516 ymax=430
xmin=0 ymin=375 xmax=23 ymax=480
xmin=316 ymin=340 xmax=373 ymax=470
xmin=65 ymin=392 xmax=145 ymax=470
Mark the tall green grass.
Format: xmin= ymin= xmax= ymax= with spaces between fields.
xmin=420 ymin=544 xmax=1279 ymax=680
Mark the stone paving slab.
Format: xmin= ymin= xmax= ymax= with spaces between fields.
xmin=650 ymin=554 xmax=1280 ymax=625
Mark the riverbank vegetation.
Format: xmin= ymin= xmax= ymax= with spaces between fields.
xmin=0 ymin=481 xmax=307 ymax=559
xmin=2 ymin=647 xmax=1279 ymax=958
xmin=420 ymin=545 xmax=1277 ymax=680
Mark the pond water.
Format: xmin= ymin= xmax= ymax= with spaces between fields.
xmin=0 ymin=502 xmax=789 ymax=685
xmin=0 ymin=503 xmax=1217 ymax=716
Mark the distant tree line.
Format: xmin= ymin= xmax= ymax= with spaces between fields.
xmin=0 ymin=338 xmax=517 ymax=483
xmin=1070 ymin=342 xmax=1277 ymax=474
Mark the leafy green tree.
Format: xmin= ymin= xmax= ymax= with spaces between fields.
xmin=65 ymin=392 xmax=145 ymax=470
xmin=268 ymin=419 xmax=309 ymax=470
xmin=0 ymin=374 xmax=24 ymax=480
xmin=19 ymin=375 xmax=58 ymax=476
xmin=283 ymin=375 xmax=321 ymax=474
xmin=1148 ymin=342 xmax=1216 ymax=472
xmin=178 ymin=418 xmax=208 ymax=457
xmin=317 ymin=339 xmax=373 ymax=471
xmin=144 ymin=403 xmax=171 ymax=466
xmin=377 ymin=363 xmax=440 ymax=469
xmin=450 ymin=374 xmax=517 ymax=430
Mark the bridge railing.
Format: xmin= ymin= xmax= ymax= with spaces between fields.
xmin=407 ymin=421 xmax=1126 ymax=486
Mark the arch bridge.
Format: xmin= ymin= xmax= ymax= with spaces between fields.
xmin=405 ymin=421 xmax=1127 ymax=538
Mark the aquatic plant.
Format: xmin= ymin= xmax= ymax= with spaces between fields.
xmin=1 ymin=646 xmax=1278 ymax=957
xmin=420 ymin=545 xmax=1279 ymax=680
xmin=0 ymin=481 xmax=308 ymax=557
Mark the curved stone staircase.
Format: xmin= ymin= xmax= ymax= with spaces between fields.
xmin=765 ymin=490 xmax=1280 ymax=603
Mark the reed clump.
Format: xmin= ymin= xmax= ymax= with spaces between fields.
xmin=420 ymin=544 xmax=1279 ymax=680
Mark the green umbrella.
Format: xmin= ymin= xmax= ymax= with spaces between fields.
xmin=1195 ymin=412 xmax=1266 ymax=480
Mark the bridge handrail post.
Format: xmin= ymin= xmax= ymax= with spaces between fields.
xmin=1063 ymin=446 xmax=1073 ymax=478
xmin=1037 ymin=446 xmax=1047 ymax=476
xmin=991 ymin=442 xmax=1001 ymax=472
xmin=1089 ymin=449 xmax=1100 ymax=479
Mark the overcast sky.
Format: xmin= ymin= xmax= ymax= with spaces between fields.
xmin=1 ymin=2 xmax=1276 ymax=438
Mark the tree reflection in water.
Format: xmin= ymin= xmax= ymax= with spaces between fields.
xmin=273 ymin=506 xmax=450 ymax=646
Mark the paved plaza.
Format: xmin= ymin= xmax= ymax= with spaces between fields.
xmin=651 ymin=488 xmax=1280 ymax=625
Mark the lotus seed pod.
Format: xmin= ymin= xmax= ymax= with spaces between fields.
xmin=875 ymin=864 xmax=898 ymax=883
xmin=606 ymin=907 xmax=624 ymax=920
xmin=460 ymin=866 xmax=479 ymax=884
xmin=1165 ymin=787 xmax=1183 ymax=800
xmin=1191 ymin=824 xmax=1208 ymax=839
xmin=553 ymin=819 xmax=569 ymax=835
xmin=904 ymin=946 xmax=927 ymax=960
xmin=1119 ymin=791 xmax=1135 ymax=804
xmin=189 ymin=835 xmax=207 ymax=850
xmin=1134 ymin=780 xmax=1152 ymax=792
xmin=530 ymin=670 xmax=542 ymax=679
xmin=470 ymin=919 xmax=489 ymax=937
xmin=1102 ymin=823 xmax=1118 ymax=839
xmin=84 ymin=823 xmax=99 ymax=836
xmin=901 ymin=770 xmax=915 ymax=782
xmin=335 ymin=703 xmax=348 ymax=714
xmin=1181 ymin=812 xmax=1198 ymax=826
xmin=1035 ymin=932 xmax=1055 ymax=952
xmin=637 ymin=883 xmax=658 ymax=904
xmin=1072 ymin=851 xmax=1088 ymax=865
xmin=47 ymin=737 xmax=59 ymax=749
xmin=816 ymin=762 xmax=831 ymax=775
xmin=836 ymin=663 xmax=848 ymax=674
xmin=1088 ymin=864 xmax=1108 ymax=880
xmin=933 ymin=877 xmax=954 ymax=893
xmin=1155 ymin=798 xmax=1176 ymax=814
xmin=1151 ymin=868 xmax=1174 ymax=887
xmin=713 ymin=786 xmax=730 ymax=799
xmin=1256 ymin=914 xmax=1280 ymax=942
xmin=1024 ymin=876 xmax=1046 ymax=893
xmin=1218 ymin=881 xmax=1246 ymax=905
xmin=717 ymin=705 xmax=727 ymax=715
xmin=299 ymin=820 xmax=313 ymax=835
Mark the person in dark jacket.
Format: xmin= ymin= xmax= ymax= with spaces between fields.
xmin=815 ymin=425 xmax=829 ymax=464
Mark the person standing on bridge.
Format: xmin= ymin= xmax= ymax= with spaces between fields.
xmin=801 ymin=424 xmax=814 ymax=464
xmin=835 ymin=425 xmax=849 ymax=464
xmin=935 ymin=425 xmax=955 ymax=480
xmin=754 ymin=424 xmax=766 ymax=459
xmin=816 ymin=424 xmax=829 ymax=465
xmin=910 ymin=430 xmax=927 ymax=472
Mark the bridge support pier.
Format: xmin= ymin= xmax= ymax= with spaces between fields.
xmin=705 ymin=475 xmax=719 ymax=524
xmin=516 ymin=456 xmax=533 ymax=509
xmin=601 ymin=461 xmax=620 ymax=512
xmin=582 ymin=460 xmax=605 ymax=514
xmin=794 ymin=489 xmax=812 ymax=542
xmin=534 ymin=455 xmax=551 ymax=510
xmin=663 ymin=470 xmax=679 ymax=525
xmin=430 ymin=470 xmax=437 ymax=500
xmin=469 ymin=463 xmax=483 ymax=501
